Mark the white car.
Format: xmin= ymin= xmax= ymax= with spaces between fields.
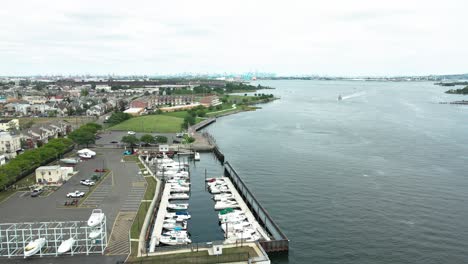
xmin=80 ymin=179 xmax=95 ymax=186
xmin=66 ymin=191 xmax=85 ymax=198
xmin=128 ymin=131 xmax=136 ymax=135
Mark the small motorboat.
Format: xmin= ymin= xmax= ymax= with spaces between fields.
xmin=166 ymin=179 xmax=190 ymax=186
xmin=169 ymin=185 xmax=190 ymax=193
xmin=218 ymin=209 xmax=244 ymax=219
xmin=162 ymin=229 xmax=189 ymax=237
xmin=165 ymin=211 xmax=191 ymax=220
xmin=167 ymin=203 xmax=189 ymax=210
xmin=215 ymin=200 xmax=239 ymax=210
xmin=194 ymin=152 xmax=200 ymax=161
xmin=218 ymin=208 xmax=239 ymax=217
xmin=87 ymin=209 xmax=105 ymax=227
xmin=57 ymin=238 xmax=75 ymax=254
xmin=221 ymin=221 xmax=251 ymax=233
xmin=220 ymin=214 xmax=247 ymax=224
xmin=169 ymin=193 xmax=190 ymax=200
xmin=213 ymin=193 xmax=234 ymax=201
xmin=159 ymin=235 xmax=191 ymax=246
xmin=89 ymin=228 xmax=102 ymax=239
xmin=163 ymin=221 xmax=187 ymax=230
xmin=24 ymin=238 xmax=46 ymax=257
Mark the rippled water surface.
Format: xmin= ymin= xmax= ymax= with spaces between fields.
xmin=203 ymin=80 xmax=468 ymax=264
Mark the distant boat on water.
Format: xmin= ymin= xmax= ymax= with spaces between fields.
xmin=338 ymin=95 xmax=342 ymax=101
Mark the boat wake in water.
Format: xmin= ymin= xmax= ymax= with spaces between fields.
xmin=341 ymin=91 xmax=366 ymax=100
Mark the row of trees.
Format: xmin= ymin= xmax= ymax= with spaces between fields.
xmin=121 ymin=134 xmax=168 ymax=146
xmin=68 ymin=123 xmax=102 ymax=147
xmin=107 ymin=112 xmax=132 ymax=125
xmin=0 ymin=138 xmax=74 ymax=190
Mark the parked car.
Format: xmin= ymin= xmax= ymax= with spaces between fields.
xmin=80 ymin=179 xmax=95 ymax=186
xmin=128 ymin=131 xmax=136 ymax=135
xmin=110 ymin=141 xmax=118 ymax=144
xmin=66 ymin=191 xmax=85 ymax=198
xmin=30 ymin=188 xmax=43 ymax=197
xmin=94 ymin=168 xmax=107 ymax=173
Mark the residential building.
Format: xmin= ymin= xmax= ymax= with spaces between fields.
xmin=0 ymin=119 xmax=19 ymax=131
xmin=200 ymin=95 xmax=222 ymax=107
xmin=0 ymin=132 xmax=21 ymax=159
xmin=35 ymin=165 xmax=73 ymax=185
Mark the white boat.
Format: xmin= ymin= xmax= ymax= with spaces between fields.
xmin=24 ymin=238 xmax=46 ymax=257
xmin=169 ymin=193 xmax=190 ymax=200
xmin=215 ymin=200 xmax=239 ymax=210
xmin=87 ymin=209 xmax=105 ymax=227
xmin=194 ymin=152 xmax=200 ymax=161
xmin=220 ymin=214 xmax=247 ymax=224
xmin=166 ymin=179 xmax=190 ymax=186
xmin=221 ymin=221 xmax=252 ymax=232
xmin=162 ymin=230 xmax=189 ymax=237
xmin=57 ymin=238 xmax=75 ymax=254
xmin=167 ymin=203 xmax=189 ymax=210
xmin=77 ymin=148 xmax=96 ymax=155
xmin=169 ymin=185 xmax=190 ymax=193
xmin=210 ymin=185 xmax=230 ymax=194
xmin=163 ymin=221 xmax=187 ymax=230
xmin=166 ymin=211 xmax=191 ymax=220
xmin=229 ymin=228 xmax=260 ymax=242
xmin=60 ymin=158 xmax=79 ymax=165
xmin=159 ymin=235 xmax=191 ymax=245
xmin=89 ymin=228 xmax=102 ymax=239
xmin=79 ymin=153 xmax=93 ymax=159
xmin=213 ymin=193 xmax=234 ymax=201
xmin=218 ymin=209 xmax=244 ymax=219
xmin=157 ymin=170 xmax=189 ymax=177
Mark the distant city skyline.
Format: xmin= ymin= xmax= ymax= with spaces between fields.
xmin=0 ymin=0 xmax=467 ymax=76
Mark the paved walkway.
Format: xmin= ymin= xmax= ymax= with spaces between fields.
xmin=106 ymin=211 xmax=136 ymax=255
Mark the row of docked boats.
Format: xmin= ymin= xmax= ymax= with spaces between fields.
xmin=206 ymin=177 xmax=261 ymax=242
xmin=23 ymin=210 xmax=105 ymax=257
xmin=157 ymin=155 xmax=193 ymax=246
xmin=206 ymin=178 xmax=240 ymax=210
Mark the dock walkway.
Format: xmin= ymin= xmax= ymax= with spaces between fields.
xmin=149 ymin=184 xmax=170 ymax=252
xmin=223 ymin=177 xmax=271 ymax=242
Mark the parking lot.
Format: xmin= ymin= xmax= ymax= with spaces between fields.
xmin=0 ymin=132 xmax=149 ymax=261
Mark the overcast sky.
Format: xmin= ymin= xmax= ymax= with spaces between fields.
xmin=0 ymin=0 xmax=467 ymax=76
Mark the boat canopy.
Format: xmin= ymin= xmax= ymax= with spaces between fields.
xmin=219 ymin=208 xmax=234 ymax=215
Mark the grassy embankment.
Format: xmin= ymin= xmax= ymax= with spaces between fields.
xmin=129 ymin=157 xmax=158 ymax=257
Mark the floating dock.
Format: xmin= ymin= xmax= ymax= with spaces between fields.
xmin=222 ymin=177 xmax=271 ymax=242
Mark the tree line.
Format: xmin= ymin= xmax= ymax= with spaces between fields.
xmin=0 ymin=138 xmax=74 ymax=190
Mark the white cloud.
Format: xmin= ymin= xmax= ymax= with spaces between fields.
xmin=0 ymin=0 xmax=467 ymax=76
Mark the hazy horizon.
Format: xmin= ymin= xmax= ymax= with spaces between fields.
xmin=1 ymin=0 xmax=467 ymax=76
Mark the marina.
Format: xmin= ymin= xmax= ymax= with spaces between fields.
xmin=141 ymin=149 xmax=288 ymax=257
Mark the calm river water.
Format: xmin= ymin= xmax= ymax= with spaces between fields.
xmin=203 ymin=80 xmax=468 ymax=264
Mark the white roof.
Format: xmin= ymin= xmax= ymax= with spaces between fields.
xmin=124 ymin=108 xmax=144 ymax=114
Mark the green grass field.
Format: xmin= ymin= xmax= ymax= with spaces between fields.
xmin=110 ymin=115 xmax=184 ymax=133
